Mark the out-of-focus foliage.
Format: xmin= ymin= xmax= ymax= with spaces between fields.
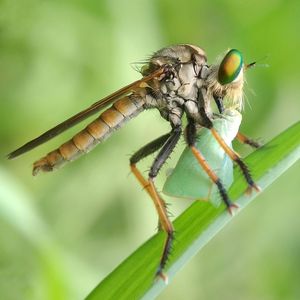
xmin=0 ymin=1 xmax=299 ymax=299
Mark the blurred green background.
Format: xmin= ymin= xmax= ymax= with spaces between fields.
xmin=1 ymin=0 xmax=300 ymax=299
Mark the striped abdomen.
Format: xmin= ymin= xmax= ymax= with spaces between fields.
xmin=33 ymin=95 xmax=145 ymax=175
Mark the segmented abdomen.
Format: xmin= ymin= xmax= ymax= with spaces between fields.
xmin=33 ymin=95 xmax=145 ymax=175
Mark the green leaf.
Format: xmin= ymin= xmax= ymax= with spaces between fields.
xmin=85 ymin=121 xmax=300 ymax=300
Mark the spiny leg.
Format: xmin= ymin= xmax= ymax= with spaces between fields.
xmin=130 ymin=132 xmax=171 ymax=226
xmin=130 ymin=132 xmax=171 ymax=230
xmin=213 ymin=94 xmax=261 ymax=151
xmin=186 ymin=121 xmax=237 ymax=214
xmin=130 ymin=127 xmax=182 ymax=282
xmin=210 ymin=128 xmax=260 ymax=193
xmin=236 ymin=132 xmax=261 ymax=149
xmin=149 ymin=127 xmax=182 ymax=280
xmin=197 ymin=100 xmax=260 ymax=194
xmin=130 ymin=133 xmax=171 ymax=231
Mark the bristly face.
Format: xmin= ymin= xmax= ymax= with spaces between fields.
xmin=207 ymin=49 xmax=245 ymax=111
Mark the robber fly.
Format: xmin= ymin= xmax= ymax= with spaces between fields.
xmin=8 ymin=44 xmax=260 ymax=282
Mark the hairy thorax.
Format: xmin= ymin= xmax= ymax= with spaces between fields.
xmin=141 ymin=44 xmax=210 ymax=126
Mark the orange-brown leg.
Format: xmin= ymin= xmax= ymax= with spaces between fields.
xmin=236 ymin=132 xmax=261 ymax=149
xmin=130 ymin=127 xmax=181 ymax=283
xmin=210 ymin=128 xmax=261 ymax=193
xmin=190 ymin=146 xmax=238 ymax=214
xmin=130 ymin=164 xmax=173 ymax=283
xmin=185 ymin=121 xmax=238 ymax=213
xmin=130 ymin=164 xmax=171 ymax=233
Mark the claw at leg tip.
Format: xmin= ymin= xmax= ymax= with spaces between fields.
xmin=246 ymin=184 xmax=261 ymax=195
xmin=228 ymin=203 xmax=239 ymax=216
xmin=254 ymin=184 xmax=261 ymax=192
xmin=156 ymin=270 xmax=169 ymax=285
xmin=245 ymin=186 xmax=252 ymax=195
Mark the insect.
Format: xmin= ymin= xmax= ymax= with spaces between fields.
xmin=163 ymin=108 xmax=243 ymax=207
xmin=8 ymin=44 xmax=260 ymax=283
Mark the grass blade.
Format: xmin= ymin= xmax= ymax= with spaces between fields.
xmin=86 ymin=121 xmax=300 ymax=300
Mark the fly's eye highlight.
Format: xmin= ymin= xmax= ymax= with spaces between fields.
xmin=218 ymin=49 xmax=243 ymax=85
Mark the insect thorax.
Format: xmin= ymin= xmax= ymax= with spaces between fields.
xmin=141 ymin=44 xmax=244 ymax=127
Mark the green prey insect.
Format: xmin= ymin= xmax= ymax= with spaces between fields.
xmin=163 ymin=108 xmax=243 ymax=207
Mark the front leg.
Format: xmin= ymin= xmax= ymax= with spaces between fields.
xmin=236 ymin=132 xmax=262 ymax=149
xmin=212 ymin=94 xmax=261 ymax=149
xmin=197 ymin=88 xmax=260 ymax=194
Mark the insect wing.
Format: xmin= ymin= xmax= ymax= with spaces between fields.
xmin=163 ymin=109 xmax=242 ymax=206
xmin=8 ymin=67 xmax=165 ymax=159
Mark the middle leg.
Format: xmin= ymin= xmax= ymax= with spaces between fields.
xmin=185 ymin=120 xmax=238 ymax=214
xmin=210 ymin=128 xmax=260 ymax=193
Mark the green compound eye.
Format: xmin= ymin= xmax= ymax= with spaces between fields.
xmin=218 ymin=49 xmax=243 ymax=85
